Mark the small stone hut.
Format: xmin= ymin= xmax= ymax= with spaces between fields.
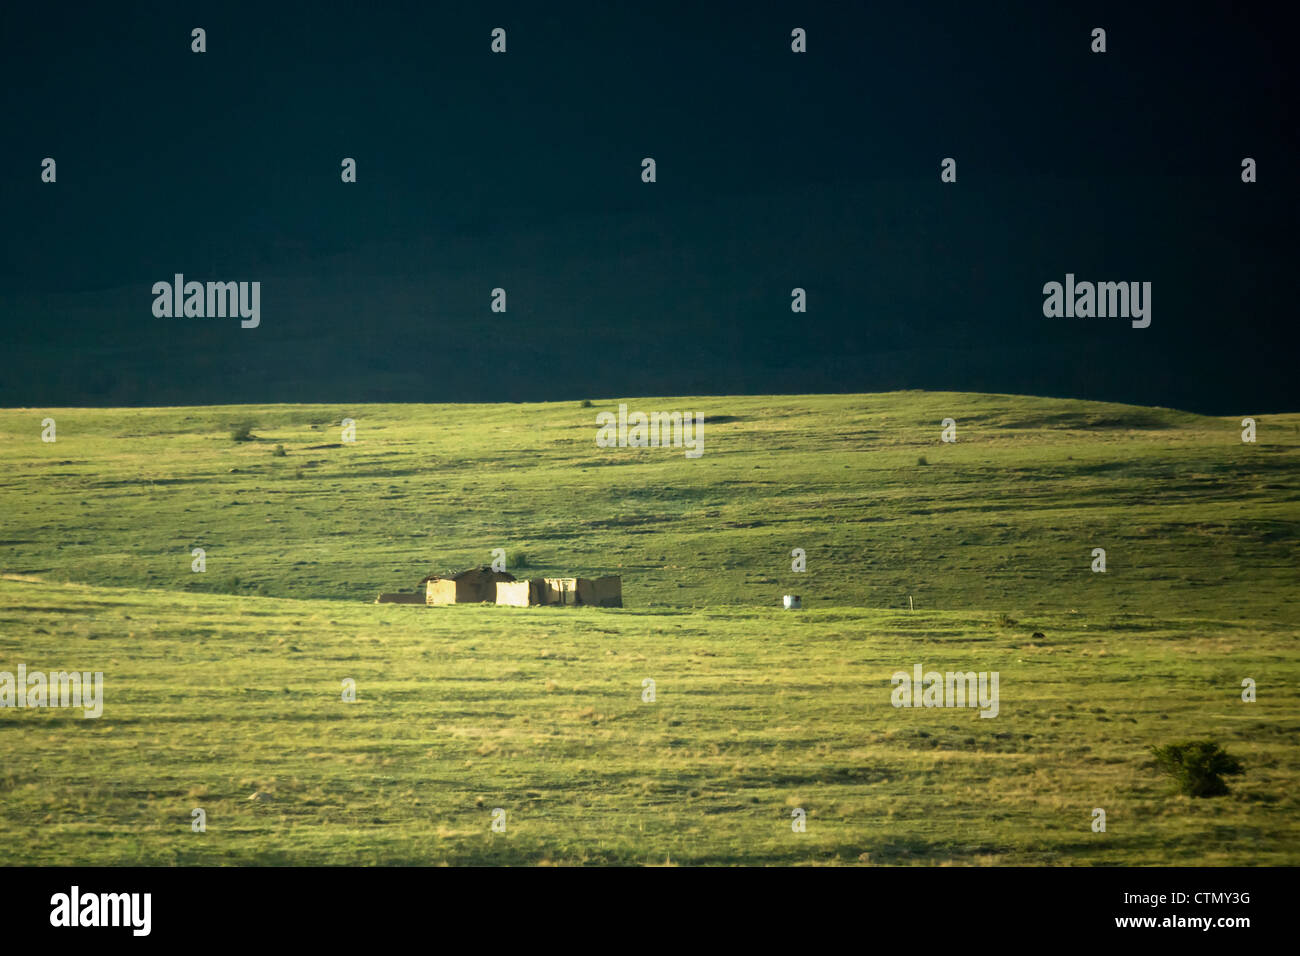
xmin=421 ymin=566 xmax=517 ymax=605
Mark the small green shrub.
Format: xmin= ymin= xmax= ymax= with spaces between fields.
xmin=229 ymin=422 xmax=256 ymax=442
xmin=917 ymin=455 xmax=928 ymax=466
xmin=272 ymin=444 xmax=287 ymax=457
xmin=580 ymin=399 xmax=593 ymax=408
xmin=1151 ymin=740 xmax=1244 ymax=797
xmin=510 ymin=550 xmax=530 ymax=569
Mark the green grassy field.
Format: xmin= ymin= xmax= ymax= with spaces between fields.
xmin=1 ymin=392 xmax=1297 ymax=865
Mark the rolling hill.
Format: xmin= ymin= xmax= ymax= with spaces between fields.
xmin=0 ymin=392 xmax=1296 ymax=864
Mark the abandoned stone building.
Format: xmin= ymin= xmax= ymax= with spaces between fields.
xmin=375 ymin=566 xmax=622 ymax=608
